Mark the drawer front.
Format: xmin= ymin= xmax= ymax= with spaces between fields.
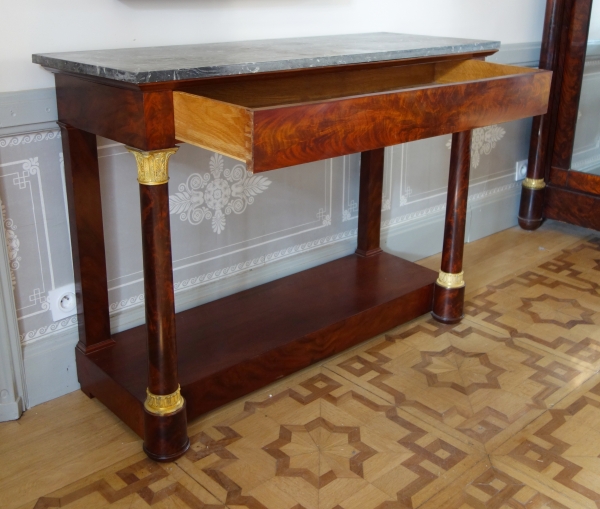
xmin=252 ymin=71 xmax=550 ymax=172
xmin=174 ymin=60 xmax=551 ymax=173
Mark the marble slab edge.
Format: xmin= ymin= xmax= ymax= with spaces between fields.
xmin=32 ymin=38 xmax=501 ymax=84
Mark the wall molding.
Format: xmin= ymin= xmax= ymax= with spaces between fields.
xmin=0 ymin=197 xmax=26 ymax=420
xmin=1 ymin=42 xmax=541 ymax=408
xmin=487 ymin=41 xmax=541 ymax=67
xmin=0 ymin=88 xmax=58 ymax=137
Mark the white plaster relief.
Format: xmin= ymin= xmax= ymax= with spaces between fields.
xmin=169 ymin=153 xmax=271 ymax=234
xmin=446 ymin=125 xmax=506 ymax=168
xmin=0 ymin=130 xmax=60 ymax=148
xmin=2 ymin=204 xmax=19 ymax=289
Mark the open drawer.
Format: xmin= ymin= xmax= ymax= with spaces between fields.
xmin=173 ymin=59 xmax=551 ymax=173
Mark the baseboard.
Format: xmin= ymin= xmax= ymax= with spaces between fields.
xmin=0 ymin=397 xmax=24 ymax=421
xmin=468 ymin=183 xmax=521 ymax=242
xmin=22 ymin=327 xmax=79 ymax=408
xmin=382 ymin=208 xmax=446 ymax=261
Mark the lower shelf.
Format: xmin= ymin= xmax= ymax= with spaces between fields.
xmin=77 ymin=251 xmax=437 ymax=436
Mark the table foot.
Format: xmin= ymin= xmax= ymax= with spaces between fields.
xmin=518 ymin=179 xmax=546 ymax=230
xmin=432 ymin=284 xmax=465 ymax=324
xmin=143 ymin=403 xmax=190 ymax=462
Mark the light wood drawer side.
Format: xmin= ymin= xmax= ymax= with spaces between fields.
xmin=174 ymin=92 xmax=252 ymax=164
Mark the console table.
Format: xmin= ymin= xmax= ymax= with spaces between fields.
xmin=33 ymin=33 xmax=551 ymax=462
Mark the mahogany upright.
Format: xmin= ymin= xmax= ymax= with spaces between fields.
xmin=356 ymin=148 xmax=385 ymax=257
xmin=519 ymin=0 xmax=568 ymax=230
xmin=59 ymin=124 xmax=113 ymax=356
xmin=139 ymin=182 xmax=189 ymax=461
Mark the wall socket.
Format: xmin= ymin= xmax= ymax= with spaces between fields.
xmin=515 ymin=159 xmax=528 ymax=181
xmin=47 ymin=284 xmax=77 ymax=322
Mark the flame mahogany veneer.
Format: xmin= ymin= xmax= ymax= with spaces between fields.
xmin=44 ymin=38 xmax=551 ymax=461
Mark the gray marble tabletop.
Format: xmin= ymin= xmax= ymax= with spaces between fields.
xmin=32 ymin=32 xmax=500 ymax=84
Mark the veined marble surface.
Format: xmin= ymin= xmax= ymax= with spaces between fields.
xmin=32 ymin=32 xmax=500 ymax=84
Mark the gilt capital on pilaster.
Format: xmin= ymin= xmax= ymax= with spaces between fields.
xmin=126 ymin=146 xmax=179 ymax=185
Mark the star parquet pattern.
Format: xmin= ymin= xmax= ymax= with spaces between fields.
xmin=20 ymin=236 xmax=600 ymax=509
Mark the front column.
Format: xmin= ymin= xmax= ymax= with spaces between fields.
xmin=127 ymin=146 xmax=189 ymax=462
xmin=432 ymin=130 xmax=472 ymax=324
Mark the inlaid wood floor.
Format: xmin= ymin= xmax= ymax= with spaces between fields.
xmin=3 ymin=221 xmax=600 ymax=509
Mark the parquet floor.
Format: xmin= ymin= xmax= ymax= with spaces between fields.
xmin=3 ymin=221 xmax=600 ymax=509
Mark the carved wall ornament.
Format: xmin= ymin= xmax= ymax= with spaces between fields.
xmin=169 ymin=153 xmax=271 ymax=234
xmin=446 ymin=125 xmax=506 ymax=168
xmin=1 ymin=204 xmax=19 ymax=289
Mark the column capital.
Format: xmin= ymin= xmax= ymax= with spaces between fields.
xmin=126 ymin=146 xmax=179 ymax=185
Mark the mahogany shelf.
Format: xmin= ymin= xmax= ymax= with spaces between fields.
xmin=77 ymin=252 xmax=437 ymax=436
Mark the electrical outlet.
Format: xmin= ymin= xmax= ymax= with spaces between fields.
xmin=48 ymin=284 xmax=77 ymax=322
xmin=515 ymin=159 xmax=528 ymax=181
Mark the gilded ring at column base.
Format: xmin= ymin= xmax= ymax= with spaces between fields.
xmin=522 ymin=178 xmax=546 ymax=190
xmin=144 ymin=385 xmax=185 ymax=416
xmin=436 ymin=270 xmax=465 ymax=289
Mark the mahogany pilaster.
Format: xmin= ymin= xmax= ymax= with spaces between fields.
xmin=551 ymin=0 xmax=593 ymax=172
xmin=130 ymin=147 xmax=189 ymax=462
xmin=519 ymin=0 xmax=567 ymax=230
xmin=59 ymin=123 xmax=113 ymax=357
xmin=432 ymin=130 xmax=472 ymax=324
xmin=356 ymin=148 xmax=385 ymax=257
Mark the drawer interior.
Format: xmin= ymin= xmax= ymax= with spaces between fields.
xmin=173 ymin=59 xmax=545 ymax=170
xmin=176 ymin=59 xmax=537 ymax=109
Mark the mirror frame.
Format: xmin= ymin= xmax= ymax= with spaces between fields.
xmin=518 ymin=0 xmax=600 ymax=230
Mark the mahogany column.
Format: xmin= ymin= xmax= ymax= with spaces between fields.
xmin=59 ymin=123 xmax=113 ymax=357
xmin=519 ymin=0 xmax=567 ymax=230
xmin=356 ymin=148 xmax=385 ymax=257
xmin=432 ymin=130 xmax=472 ymax=324
xmin=127 ymin=147 xmax=189 ymax=462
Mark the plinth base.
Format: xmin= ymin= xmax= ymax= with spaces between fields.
xmin=76 ymin=252 xmax=437 ymax=436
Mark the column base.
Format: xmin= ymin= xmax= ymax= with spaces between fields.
xmin=518 ymin=215 xmax=544 ymax=231
xmin=355 ymin=247 xmax=383 ymax=257
xmin=143 ymin=403 xmax=190 ymax=462
xmin=432 ymin=285 xmax=465 ymax=324
xmin=518 ymin=186 xmax=545 ymax=231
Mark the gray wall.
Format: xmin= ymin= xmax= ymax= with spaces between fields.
xmin=0 ymin=43 xmax=546 ymax=407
